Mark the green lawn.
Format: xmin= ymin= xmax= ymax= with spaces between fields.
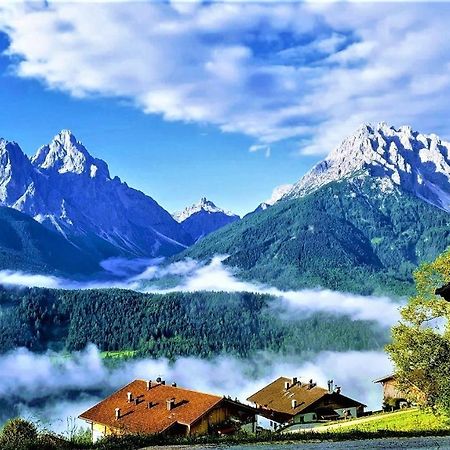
xmin=328 ymin=408 xmax=450 ymax=433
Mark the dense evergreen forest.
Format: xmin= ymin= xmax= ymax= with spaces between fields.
xmin=178 ymin=178 xmax=450 ymax=296
xmin=0 ymin=287 xmax=388 ymax=358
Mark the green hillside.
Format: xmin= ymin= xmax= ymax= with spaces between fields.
xmin=0 ymin=286 xmax=388 ymax=357
xmin=177 ymin=178 xmax=450 ymax=296
xmin=0 ymin=206 xmax=100 ymax=275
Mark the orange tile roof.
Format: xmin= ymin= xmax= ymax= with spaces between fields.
xmin=79 ymin=380 xmax=224 ymax=434
xmin=247 ymin=377 xmax=364 ymax=417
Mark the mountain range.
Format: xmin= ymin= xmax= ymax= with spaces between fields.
xmin=1 ymin=122 xmax=450 ymax=293
xmin=0 ymin=131 xmax=237 ymax=273
xmin=178 ymin=123 xmax=450 ymax=295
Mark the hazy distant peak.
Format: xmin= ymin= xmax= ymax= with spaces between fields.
xmin=173 ymin=197 xmax=239 ymax=223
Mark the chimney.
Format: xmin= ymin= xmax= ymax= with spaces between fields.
xmin=308 ymin=379 xmax=315 ymax=389
xmin=166 ymin=398 xmax=175 ymax=411
xmin=284 ymin=381 xmax=290 ymax=390
xmin=127 ymin=392 xmax=133 ymax=403
xmin=291 ymin=399 xmax=297 ymax=409
xmin=327 ymin=379 xmax=334 ymax=394
xmin=146 ymin=380 xmax=152 ymax=390
xmin=115 ymin=408 xmax=121 ymax=420
xmin=292 ymin=377 xmax=298 ymax=385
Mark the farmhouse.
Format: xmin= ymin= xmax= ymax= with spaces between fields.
xmin=247 ymin=377 xmax=365 ymax=431
xmin=374 ymin=374 xmax=410 ymax=410
xmin=79 ymin=379 xmax=257 ymax=442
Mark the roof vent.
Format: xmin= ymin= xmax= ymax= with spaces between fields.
xmin=284 ymin=381 xmax=290 ymax=390
xmin=127 ymin=392 xmax=133 ymax=403
xmin=335 ymin=386 xmax=341 ymax=394
xmin=156 ymin=377 xmax=162 ymax=383
xmin=146 ymin=380 xmax=152 ymax=390
xmin=292 ymin=399 xmax=297 ymax=409
xmin=292 ymin=377 xmax=298 ymax=385
xmin=115 ymin=408 xmax=121 ymax=420
xmin=172 ymin=382 xmax=177 ymax=387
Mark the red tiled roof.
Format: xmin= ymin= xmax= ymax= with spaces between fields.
xmin=79 ymin=380 xmax=224 ymax=434
xmin=247 ymin=377 xmax=364 ymax=416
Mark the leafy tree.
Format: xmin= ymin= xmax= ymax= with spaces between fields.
xmin=387 ymin=249 xmax=450 ymax=412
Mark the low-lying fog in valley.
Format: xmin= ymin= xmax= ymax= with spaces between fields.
xmin=0 ymin=256 xmax=402 ymax=327
xmin=1 ymin=345 xmax=392 ymax=434
xmin=0 ymin=256 xmax=400 ymax=433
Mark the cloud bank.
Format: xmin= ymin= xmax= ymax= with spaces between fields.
xmin=0 ymin=256 xmax=402 ymax=328
xmin=0 ymin=345 xmax=392 ymax=433
xmin=1 ymin=2 xmax=450 ymax=154
xmin=143 ymin=256 xmax=402 ymax=328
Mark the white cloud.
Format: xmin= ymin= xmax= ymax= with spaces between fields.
xmin=264 ymin=183 xmax=294 ymax=205
xmin=0 ymin=269 xmax=139 ymax=290
xmin=1 ymin=2 xmax=450 ymax=155
xmin=0 ymin=270 xmax=62 ymax=289
xmin=0 ymin=345 xmax=392 ymax=432
xmin=0 ymin=256 xmax=401 ymax=327
xmin=144 ymin=257 xmax=402 ymax=328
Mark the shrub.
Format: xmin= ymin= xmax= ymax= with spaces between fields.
xmin=0 ymin=418 xmax=38 ymax=450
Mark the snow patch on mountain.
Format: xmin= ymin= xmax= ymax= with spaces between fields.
xmin=283 ymin=122 xmax=450 ymax=212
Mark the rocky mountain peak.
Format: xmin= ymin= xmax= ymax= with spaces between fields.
xmin=173 ymin=197 xmax=238 ymax=223
xmin=285 ymin=123 xmax=450 ymax=212
xmin=31 ymin=130 xmax=109 ymax=178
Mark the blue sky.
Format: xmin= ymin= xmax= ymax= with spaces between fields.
xmin=1 ymin=1 xmax=450 ymax=215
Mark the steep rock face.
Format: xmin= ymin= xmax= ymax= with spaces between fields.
xmin=0 ymin=131 xmax=192 ymax=259
xmin=0 ymin=139 xmax=36 ymax=206
xmin=173 ymin=197 xmax=239 ymax=241
xmin=284 ymin=122 xmax=450 ymax=211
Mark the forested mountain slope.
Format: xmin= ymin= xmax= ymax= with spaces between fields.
xmin=178 ymin=177 xmax=450 ymax=295
xmin=0 ymin=286 xmax=387 ymax=358
xmin=0 ymin=206 xmax=100 ymax=275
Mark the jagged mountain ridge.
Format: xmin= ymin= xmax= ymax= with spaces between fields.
xmin=0 ymin=131 xmax=192 ymax=259
xmin=173 ymin=197 xmax=240 ymax=242
xmin=178 ymin=123 xmax=450 ymax=295
xmin=283 ymin=122 xmax=450 ymax=211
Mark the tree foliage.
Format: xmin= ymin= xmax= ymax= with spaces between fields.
xmin=0 ymin=286 xmax=388 ymax=358
xmin=387 ymin=249 xmax=450 ymax=412
xmin=0 ymin=418 xmax=38 ymax=450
